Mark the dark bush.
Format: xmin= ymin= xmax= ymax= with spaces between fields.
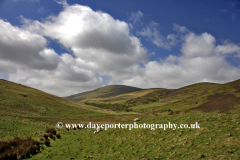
xmin=44 ymin=140 xmax=50 ymax=147
xmin=56 ymin=134 xmax=61 ymax=139
xmin=43 ymin=134 xmax=49 ymax=140
xmin=0 ymin=137 xmax=41 ymax=160
xmin=45 ymin=128 xmax=56 ymax=135
xmin=49 ymin=133 xmax=53 ymax=138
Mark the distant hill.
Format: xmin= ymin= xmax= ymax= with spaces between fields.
xmin=189 ymin=79 xmax=240 ymax=113
xmin=64 ymin=85 xmax=143 ymax=101
xmin=148 ymin=80 xmax=240 ymax=114
xmin=70 ymin=79 xmax=240 ymax=114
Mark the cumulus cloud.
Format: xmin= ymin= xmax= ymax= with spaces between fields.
xmin=7 ymin=64 xmax=103 ymax=97
xmin=122 ymin=31 xmax=240 ymax=89
xmin=23 ymin=4 xmax=148 ymax=80
xmin=215 ymin=41 xmax=240 ymax=56
xmin=26 ymin=5 xmax=140 ymax=55
xmin=181 ymin=32 xmax=216 ymax=57
xmin=0 ymin=2 xmax=240 ymax=97
xmin=0 ymin=3 xmax=149 ymax=96
xmin=0 ymin=20 xmax=59 ymax=70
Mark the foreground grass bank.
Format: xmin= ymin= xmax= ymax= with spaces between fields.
xmin=2 ymin=113 xmax=236 ymax=160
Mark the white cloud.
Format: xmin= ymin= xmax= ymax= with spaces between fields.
xmin=23 ymin=4 xmax=149 ymax=80
xmin=0 ymin=4 xmax=149 ymax=96
xmin=128 ymin=11 xmax=143 ymax=25
xmin=173 ymin=24 xmax=188 ymax=33
xmin=0 ymin=20 xmax=59 ymax=70
xmin=215 ymin=42 xmax=240 ymax=56
xmin=0 ymin=18 xmax=105 ymax=96
xmin=139 ymin=21 xmax=177 ymax=50
xmin=122 ymin=31 xmax=240 ymax=89
xmin=54 ymin=0 xmax=68 ymax=7
xmin=181 ymin=32 xmax=216 ymax=57
xmin=1 ymin=3 xmax=240 ymax=97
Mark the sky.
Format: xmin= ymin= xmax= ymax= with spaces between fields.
xmin=0 ymin=0 xmax=240 ymax=97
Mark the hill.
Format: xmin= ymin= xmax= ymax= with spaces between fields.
xmin=0 ymin=79 xmax=92 ymax=118
xmin=0 ymin=79 xmax=143 ymax=139
xmin=129 ymin=80 xmax=240 ymax=115
xmin=78 ymin=80 xmax=240 ymax=115
xmin=0 ymin=80 xmax=141 ymax=125
xmin=64 ymin=85 xmax=143 ymax=101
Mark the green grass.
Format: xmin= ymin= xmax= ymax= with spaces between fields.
xmin=0 ymin=79 xmax=94 ymax=118
xmin=20 ymin=113 xmax=239 ymax=160
xmin=130 ymin=102 xmax=167 ymax=111
xmin=1 ymin=79 xmax=240 ymax=159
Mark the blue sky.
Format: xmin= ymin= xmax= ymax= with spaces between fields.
xmin=0 ymin=0 xmax=240 ymax=96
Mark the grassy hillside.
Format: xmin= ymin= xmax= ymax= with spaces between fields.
xmin=81 ymin=80 xmax=240 ymax=115
xmin=0 ymin=79 xmax=93 ymax=118
xmin=125 ymin=80 xmax=240 ymax=115
xmin=0 ymin=79 xmax=142 ymax=140
xmin=82 ymin=89 xmax=162 ymax=104
xmin=82 ymin=82 xmax=220 ymax=113
xmin=64 ymin=85 xmax=143 ymax=101
xmin=150 ymin=80 xmax=240 ymax=115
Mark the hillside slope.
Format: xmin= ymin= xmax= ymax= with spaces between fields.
xmin=65 ymin=85 xmax=143 ymax=101
xmin=0 ymin=79 xmax=93 ymax=118
xmin=78 ymin=80 xmax=240 ymax=115
xmin=149 ymin=80 xmax=240 ymax=114
xmin=0 ymin=79 xmax=142 ymax=130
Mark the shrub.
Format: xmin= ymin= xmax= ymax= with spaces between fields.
xmin=44 ymin=140 xmax=50 ymax=147
xmin=45 ymin=128 xmax=56 ymax=135
xmin=0 ymin=137 xmax=41 ymax=160
xmin=56 ymin=134 xmax=61 ymax=139
xmin=49 ymin=133 xmax=53 ymax=138
xmin=43 ymin=134 xmax=49 ymax=140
